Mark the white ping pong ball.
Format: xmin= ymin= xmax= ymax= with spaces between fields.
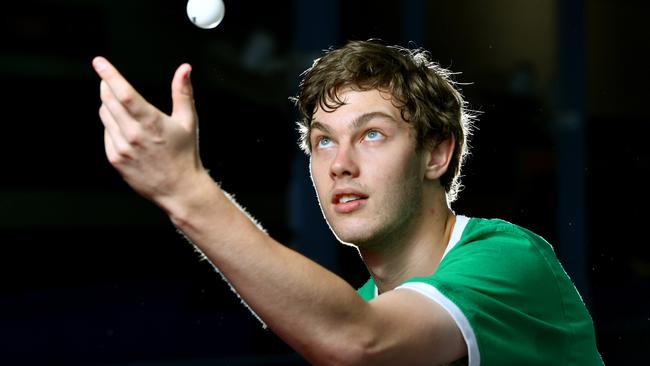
xmin=187 ymin=0 xmax=225 ymax=29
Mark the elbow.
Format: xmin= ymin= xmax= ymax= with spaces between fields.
xmin=310 ymin=331 xmax=378 ymax=366
xmin=310 ymin=345 xmax=367 ymax=366
xmin=334 ymin=343 xmax=370 ymax=366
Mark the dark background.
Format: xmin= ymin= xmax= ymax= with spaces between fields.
xmin=1 ymin=0 xmax=648 ymax=364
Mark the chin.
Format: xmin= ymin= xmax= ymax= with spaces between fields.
xmin=323 ymin=211 xmax=382 ymax=247
xmin=328 ymin=223 xmax=377 ymax=248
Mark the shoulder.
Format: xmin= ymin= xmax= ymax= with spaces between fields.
xmin=444 ymin=217 xmax=559 ymax=274
xmin=403 ymin=217 xmax=602 ymax=364
xmin=408 ymin=217 xmax=575 ymax=334
xmin=461 ymin=217 xmax=552 ymax=249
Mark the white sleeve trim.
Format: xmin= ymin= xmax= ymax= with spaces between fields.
xmin=397 ymin=282 xmax=480 ymax=366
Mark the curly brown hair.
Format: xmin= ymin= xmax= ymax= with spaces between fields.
xmin=290 ymin=39 xmax=476 ymax=202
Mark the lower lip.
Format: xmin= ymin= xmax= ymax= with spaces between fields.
xmin=334 ymin=198 xmax=367 ymax=214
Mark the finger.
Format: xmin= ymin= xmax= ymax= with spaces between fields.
xmin=100 ymin=80 xmax=148 ymax=144
xmin=99 ymin=104 xmax=130 ymax=152
xmin=104 ymin=129 xmax=119 ymax=164
xmin=103 ymin=128 xmax=132 ymax=166
xmin=92 ymin=56 xmax=151 ymax=118
xmin=171 ymin=63 xmax=198 ymax=129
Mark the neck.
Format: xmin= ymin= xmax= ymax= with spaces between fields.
xmin=359 ymin=196 xmax=456 ymax=294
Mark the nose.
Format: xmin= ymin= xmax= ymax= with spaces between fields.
xmin=330 ymin=144 xmax=360 ymax=179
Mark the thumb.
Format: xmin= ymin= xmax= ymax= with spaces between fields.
xmin=171 ymin=63 xmax=197 ymax=128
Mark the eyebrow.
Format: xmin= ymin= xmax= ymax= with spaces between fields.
xmin=310 ymin=111 xmax=397 ymax=136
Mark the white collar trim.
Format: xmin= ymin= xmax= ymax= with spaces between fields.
xmin=373 ymin=215 xmax=470 ymax=298
xmin=441 ymin=214 xmax=469 ymax=261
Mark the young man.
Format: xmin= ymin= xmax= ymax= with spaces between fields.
xmin=93 ymin=39 xmax=603 ymax=365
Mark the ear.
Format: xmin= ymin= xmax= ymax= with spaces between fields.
xmin=424 ymin=135 xmax=455 ymax=180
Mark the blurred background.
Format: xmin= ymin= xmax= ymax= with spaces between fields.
xmin=1 ymin=0 xmax=648 ymax=364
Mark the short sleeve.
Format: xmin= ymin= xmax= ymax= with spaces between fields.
xmin=401 ymin=220 xmax=602 ymax=365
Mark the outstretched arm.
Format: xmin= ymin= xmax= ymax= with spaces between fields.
xmin=92 ymin=57 xmax=466 ymax=365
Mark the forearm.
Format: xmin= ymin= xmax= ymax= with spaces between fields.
xmin=159 ymin=172 xmax=372 ymax=364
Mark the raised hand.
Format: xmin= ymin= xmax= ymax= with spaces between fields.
xmin=92 ymin=57 xmax=206 ymax=207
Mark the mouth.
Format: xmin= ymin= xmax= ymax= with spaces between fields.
xmin=331 ymin=191 xmax=368 ymax=213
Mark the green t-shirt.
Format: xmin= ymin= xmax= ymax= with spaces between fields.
xmin=357 ymin=216 xmax=603 ymax=365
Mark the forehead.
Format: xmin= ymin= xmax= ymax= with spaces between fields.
xmin=312 ymin=88 xmax=403 ymax=128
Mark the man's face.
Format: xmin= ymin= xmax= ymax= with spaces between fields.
xmin=309 ymin=88 xmax=428 ymax=248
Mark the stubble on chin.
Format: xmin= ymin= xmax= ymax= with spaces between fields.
xmin=343 ymin=187 xmax=423 ymax=251
xmin=326 ymin=203 xmax=416 ymax=251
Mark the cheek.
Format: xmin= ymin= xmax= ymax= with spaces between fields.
xmin=373 ymin=151 xmax=422 ymax=184
xmin=386 ymin=157 xmax=425 ymax=205
xmin=309 ymin=159 xmax=329 ymax=194
xmin=388 ymin=159 xmax=424 ymax=204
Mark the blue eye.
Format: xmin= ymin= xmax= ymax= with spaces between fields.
xmin=318 ymin=137 xmax=332 ymax=148
xmin=365 ymin=130 xmax=383 ymax=141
